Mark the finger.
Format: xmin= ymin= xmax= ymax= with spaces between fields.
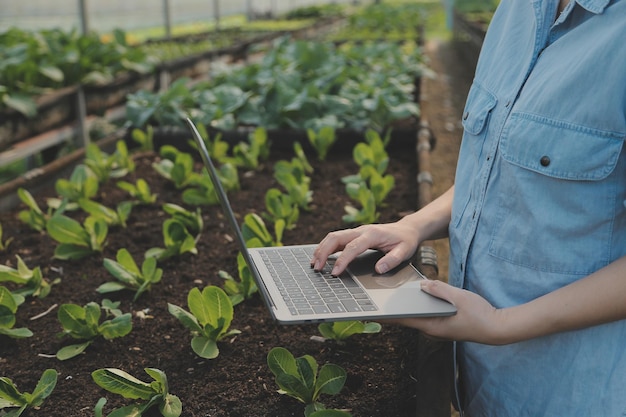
xmin=330 ymin=232 xmax=377 ymax=275
xmin=375 ymin=245 xmax=413 ymax=274
xmin=419 ymin=280 xmax=456 ymax=305
xmin=311 ymin=229 xmax=360 ymax=270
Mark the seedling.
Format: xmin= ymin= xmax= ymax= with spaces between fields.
xmin=342 ymin=184 xmax=378 ymax=225
xmin=274 ymin=158 xmax=313 ymax=211
xmin=84 ymin=141 xmax=136 ymax=183
xmin=264 ymin=188 xmax=300 ymax=231
xmin=218 ymin=251 xmax=258 ymax=306
xmin=267 ymin=347 xmax=348 ymax=417
xmin=162 ymin=204 xmax=203 ymax=236
xmin=117 ymin=178 xmax=158 ymax=204
xmin=145 ymin=218 xmax=198 ymax=261
xmin=152 ymin=146 xmax=199 ymax=189
xmin=317 ymin=321 xmax=382 ymax=345
xmin=307 ymin=126 xmax=336 ymax=161
xmin=51 ymin=164 xmax=99 ymax=208
xmin=0 ymin=286 xmax=32 ymax=339
xmin=168 ymin=285 xmax=240 ymax=359
xmin=0 ymin=255 xmax=59 ymax=299
xmin=56 ymin=301 xmax=132 ymax=360
xmin=228 ymin=127 xmax=270 ymax=169
xmin=242 ymin=213 xmax=283 ymax=247
xmin=78 ymin=198 xmax=133 ymax=228
xmin=98 ymin=248 xmax=163 ymax=301
xmin=16 ymin=188 xmax=52 ymax=232
xmin=183 ymin=163 xmax=239 ymax=206
xmin=46 ymin=214 xmax=108 ymax=260
xmin=0 ymin=369 xmax=57 ymax=416
xmin=92 ymin=367 xmax=181 ymax=417
xmin=0 ymin=223 xmax=12 ymax=251
xmin=131 ymin=125 xmax=155 ymax=152
xmin=190 ymin=122 xmax=229 ymax=164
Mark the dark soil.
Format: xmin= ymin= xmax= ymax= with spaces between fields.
xmin=0 ymin=129 xmax=423 ymax=417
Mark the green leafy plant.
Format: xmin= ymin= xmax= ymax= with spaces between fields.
xmin=274 ymin=158 xmax=313 ymax=211
xmin=182 ymin=162 xmax=240 ymax=206
xmin=97 ymin=248 xmax=163 ymax=301
xmin=117 ymin=178 xmax=158 ymax=204
xmin=0 ymin=223 xmax=13 ymax=251
xmin=78 ymin=198 xmax=133 ymax=228
xmin=50 ymin=164 xmax=99 ymax=208
xmin=16 ymin=188 xmax=52 ymax=232
xmin=307 ymin=126 xmax=336 ymax=161
xmin=162 ymin=203 xmax=203 ymax=236
xmin=218 ymin=251 xmax=259 ymax=306
xmin=46 ymin=214 xmax=108 ymax=260
xmin=92 ymin=367 xmax=182 ymax=417
xmin=84 ymin=141 xmax=136 ymax=183
xmin=342 ymin=183 xmax=378 ymax=225
xmin=56 ymin=301 xmax=132 ymax=360
xmin=152 ymin=146 xmax=198 ymax=189
xmin=267 ymin=347 xmax=349 ymax=417
xmin=191 ymin=123 xmax=229 ymax=164
xmin=264 ymin=188 xmax=300 ymax=231
xmin=0 ymin=369 xmax=57 ymax=416
xmin=228 ymin=127 xmax=270 ymax=169
xmin=0 ymin=286 xmax=32 ymax=339
xmin=317 ymin=321 xmax=382 ymax=345
xmin=167 ymin=285 xmax=240 ymax=359
xmin=0 ymin=255 xmax=59 ymax=299
xmin=242 ymin=212 xmax=283 ymax=247
xmin=145 ymin=218 xmax=198 ymax=261
xmin=293 ymin=141 xmax=314 ymax=175
xmin=131 ymin=125 xmax=155 ymax=152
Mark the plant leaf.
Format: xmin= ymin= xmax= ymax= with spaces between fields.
xmin=91 ymin=368 xmax=155 ymax=400
xmin=56 ymin=341 xmax=92 ymax=360
xmin=30 ymin=369 xmax=57 ymax=407
xmin=191 ymin=335 xmax=219 ymax=359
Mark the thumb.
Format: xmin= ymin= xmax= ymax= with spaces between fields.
xmin=420 ymin=280 xmax=456 ymax=304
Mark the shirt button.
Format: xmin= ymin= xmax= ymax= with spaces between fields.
xmin=540 ymin=156 xmax=551 ymax=167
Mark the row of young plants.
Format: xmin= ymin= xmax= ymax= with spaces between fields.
xmin=0 ymin=122 xmax=398 ymax=416
xmin=126 ymin=36 xmax=424 ymax=133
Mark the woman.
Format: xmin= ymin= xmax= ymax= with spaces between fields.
xmin=311 ymin=0 xmax=626 ymax=415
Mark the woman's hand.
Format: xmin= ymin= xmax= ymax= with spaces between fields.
xmin=311 ymin=221 xmax=421 ymax=275
xmin=390 ymin=280 xmax=509 ymax=345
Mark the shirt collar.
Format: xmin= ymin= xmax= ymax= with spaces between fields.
xmin=571 ymin=0 xmax=612 ymax=14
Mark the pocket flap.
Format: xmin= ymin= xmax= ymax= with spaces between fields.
xmin=500 ymin=113 xmax=625 ymax=180
xmin=462 ymin=83 xmax=497 ymax=135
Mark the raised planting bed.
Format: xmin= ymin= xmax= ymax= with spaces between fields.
xmin=0 ymin=128 xmax=442 ymax=417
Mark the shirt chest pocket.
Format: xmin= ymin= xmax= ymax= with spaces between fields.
xmin=489 ymin=113 xmax=625 ymax=275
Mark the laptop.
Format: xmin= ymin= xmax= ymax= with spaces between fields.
xmin=186 ymin=118 xmax=457 ymax=324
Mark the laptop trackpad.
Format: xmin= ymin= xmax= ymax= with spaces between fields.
xmin=341 ymin=250 xmax=423 ymax=290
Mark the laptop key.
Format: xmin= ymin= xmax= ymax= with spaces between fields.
xmin=341 ymin=299 xmax=362 ymax=312
xmin=328 ymin=303 xmax=347 ymax=313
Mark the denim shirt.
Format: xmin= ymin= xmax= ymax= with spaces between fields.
xmin=448 ymin=0 xmax=626 ymax=416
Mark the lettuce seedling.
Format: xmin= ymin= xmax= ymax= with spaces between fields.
xmin=131 ymin=125 xmax=155 ymax=152
xmin=0 ymin=369 xmax=57 ymax=416
xmin=0 ymin=286 xmax=32 ymax=339
xmin=307 ymin=126 xmax=336 ymax=161
xmin=78 ymin=198 xmax=133 ymax=228
xmin=242 ymin=212 xmax=283 ymax=247
xmin=267 ymin=347 xmax=348 ymax=417
xmin=92 ymin=367 xmax=181 ymax=417
xmin=84 ymin=141 xmax=135 ymax=183
xmin=145 ymin=218 xmax=198 ymax=261
xmin=56 ymin=301 xmax=132 ymax=360
xmin=218 ymin=251 xmax=259 ymax=306
xmin=152 ymin=147 xmax=199 ymax=189
xmin=229 ymin=127 xmax=270 ymax=169
xmin=342 ymin=183 xmax=378 ymax=225
xmin=293 ymin=141 xmax=314 ymax=174
xmin=190 ymin=122 xmax=229 ymax=164
xmin=0 ymin=255 xmax=59 ymax=299
xmin=183 ymin=163 xmax=239 ymax=206
xmin=264 ymin=188 xmax=300 ymax=231
xmin=167 ymin=285 xmax=240 ymax=359
xmin=162 ymin=204 xmax=203 ymax=236
xmin=98 ymin=248 xmax=163 ymax=301
xmin=16 ymin=188 xmax=52 ymax=232
xmin=274 ymin=158 xmax=313 ymax=211
xmin=46 ymin=214 xmax=108 ymax=260
xmin=117 ymin=178 xmax=158 ymax=204
xmin=51 ymin=164 xmax=99 ymax=208
xmin=0 ymin=223 xmax=12 ymax=252
xmin=318 ymin=321 xmax=382 ymax=345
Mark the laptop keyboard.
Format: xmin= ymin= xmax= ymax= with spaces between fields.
xmin=260 ymin=247 xmax=378 ymax=316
